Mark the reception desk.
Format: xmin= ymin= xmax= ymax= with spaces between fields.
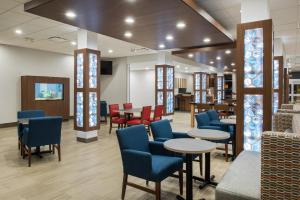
xmin=175 ymin=94 xmax=194 ymax=112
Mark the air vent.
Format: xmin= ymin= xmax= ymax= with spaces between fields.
xmin=48 ymin=36 xmax=68 ymax=43
xmin=130 ymin=47 xmax=151 ymax=53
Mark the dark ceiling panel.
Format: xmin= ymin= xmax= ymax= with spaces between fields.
xmin=25 ymin=0 xmax=233 ymax=50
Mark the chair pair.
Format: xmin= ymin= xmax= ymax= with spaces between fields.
xmin=195 ymin=110 xmax=233 ymax=161
xmin=20 ymin=116 xmax=62 ymax=167
xmin=150 ymin=119 xmax=203 ymax=176
xmin=116 ymin=125 xmax=183 ymax=200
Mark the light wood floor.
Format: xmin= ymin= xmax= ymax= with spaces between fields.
xmin=0 ymin=112 xmax=231 ymax=200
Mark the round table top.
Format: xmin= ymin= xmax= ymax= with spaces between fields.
xmin=187 ymin=128 xmax=230 ymax=140
xmin=220 ymin=118 xmax=236 ymax=125
xmin=164 ymin=138 xmax=216 ymax=154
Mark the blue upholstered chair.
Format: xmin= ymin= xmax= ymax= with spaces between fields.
xmin=116 ymin=125 xmax=183 ymax=200
xmin=195 ymin=112 xmax=222 ymax=130
xmin=21 ymin=116 xmax=62 ymax=167
xmin=100 ymin=101 xmax=108 ymax=123
xmin=17 ymin=110 xmax=45 ymax=151
xmin=150 ymin=119 xmax=203 ymax=175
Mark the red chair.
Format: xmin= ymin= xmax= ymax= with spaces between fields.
xmin=123 ymin=103 xmax=133 ymax=110
xmin=123 ymin=102 xmax=140 ymax=120
xmin=151 ymin=105 xmax=164 ymax=122
xmin=109 ymin=104 xmax=127 ymax=134
xmin=127 ymin=106 xmax=152 ymax=128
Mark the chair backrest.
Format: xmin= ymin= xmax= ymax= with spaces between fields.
xmin=109 ymin=104 xmax=120 ymax=117
xmin=197 ymin=104 xmax=212 ymax=112
xmin=27 ymin=117 xmax=62 ymax=147
xmin=100 ymin=101 xmax=107 ymax=116
xmin=207 ymin=110 xmax=220 ymax=121
xmin=116 ymin=125 xmax=150 ymax=153
xmin=17 ymin=110 xmax=45 ymax=119
xmin=153 ymin=105 xmax=164 ymax=121
xmin=195 ymin=112 xmax=210 ymax=127
xmin=141 ymin=106 xmax=152 ymax=121
xmin=150 ymin=119 xmax=173 ymax=140
xmin=123 ymin=103 xmax=133 ymax=110
xmin=214 ymin=104 xmax=229 ymax=111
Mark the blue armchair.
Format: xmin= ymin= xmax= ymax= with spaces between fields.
xmin=195 ymin=112 xmax=222 ymax=130
xmin=21 ymin=116 xmax=62 ymax=167
xmin=116 ymin=125 xmax=183 ymax=200
xmin=17 ymin=110 xmax=45 ymax=152
xmin=150 ymin=119 xmax=203 ymax=176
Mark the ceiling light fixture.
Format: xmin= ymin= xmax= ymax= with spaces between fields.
xmin=145 ymin=67 xmax=150 ymax=70
xmin=108 ymin=49 xmax=113 ymax=53
xmin=188 ymin=53 xmax=194 ymax=58
xmin=125 ymin=16 xmax=135 ymax=24
xmin=176 ymin=21 xmax=186 ymax=29
xmin=15 ymin=29 xmax=23 ymax=35
xmin=166 ymin=34 xmax=174 ymax=41
xmin=216 ymin=56 xmax=221 ymax=60
xmin=185 ymin=67 xmax=188 ymax=70
xmin=159 ymin=44 xmax=165 ymax=49
xmin=71 ymin=41 xmax=77 ymax=46
xmin=124 ymin=31 xmax=133 ymax=38
xmin=209 ymin=61 xmax=214 ymax=64
xmin=176 ymin=65 xmax=180 ymax=68
xmin=65 ymin=11 xmax=76 ymax=19
xmin=203 ymin=38 xmax=211 ymax=43
xmin=225 ymin=50 xmax=231 ymax=54
xmin=231 ymin=62 xmax=235 ymax=66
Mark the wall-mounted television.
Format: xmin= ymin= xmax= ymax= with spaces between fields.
xmin=35 ymin=83 xmax=63 ymax=100
xmin=101 ymin=60 xmax=113 ymax=75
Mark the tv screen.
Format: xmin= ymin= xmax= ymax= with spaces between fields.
xmin=178 ymin=88 xmax=187 ymax=94
xmin=35 ymin=83 xmax=63 ymax=100
xmin=101 ymin=60 xmax=113 ymax=75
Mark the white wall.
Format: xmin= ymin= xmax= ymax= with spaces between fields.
xmin=174 ymin=72 xmax=193 ymax=94
xmin=129 ymin=70 xmax=155 ymax=107
xmin=0 ymin=44 xmax=74 ymax=124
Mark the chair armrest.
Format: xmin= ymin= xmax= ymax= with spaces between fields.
xmin=149 ymin=141 xmax=174 ymax=156
xmin=198 ymin=125 xmax=222 ymax=130
xmin=173 ymin=132 xmax=191 ymax=139
xmin=21 ymin=127 xmax=29 ymax=144
xmin=154 ymin=138 xmax=169 ymax=142
xmin=122 ymin=149 xmax=152 ymax=178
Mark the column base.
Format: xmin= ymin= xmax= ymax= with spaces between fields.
xmin=76 ymin=130 xmax=98 ymax=143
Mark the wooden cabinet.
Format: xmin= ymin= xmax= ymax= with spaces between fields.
xmin=175 ymin=94 xmax=193 ymax=112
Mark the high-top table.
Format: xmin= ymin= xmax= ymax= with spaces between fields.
xmin=220 ymin=118 xmax=237 ymax=160
xmin=164 ymin=138 xmax=216 ymax=200
xmin=187 ymin=128 xmax=230 ymax=189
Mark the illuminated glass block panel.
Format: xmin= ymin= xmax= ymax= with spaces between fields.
xmin=76 ymin=92 xmax=83 ymax=127
xmin=157 ymin=67 xmax=164 ymax=89
xmin=244 ymin=28 xmax=264 ymax=88
xmin=77 ymin=53 xmax=84 ymax=88
xmin=202 ymin=91 xmax=207 ymax=103
xmin=157 ymin=91 xmax=163 ymax=105
xmin=244 ymin=94 xmax=263 ymax=152
xmin=166 ymin=67 xmax=174 ymax=89
xmin=273 ymin=60 xmax=279 ymax=89
xmin=217 ymin=91 xmax=222 ymax=103
xmin=166 ymin=91 xmax=174 ymax=114
xmin=89 ymin=92 xmax=97 ymax=127
xmin=195 ymin=91 xmax=200 ymax=103
xmin=202 ymin=74 xmax=207 ymax=90
xmin=273 ymin=92 xmax=279 ymax=113
xmin=195 ymin=74 xmax=200 ymax=90
xmin=217 ymin=77 xmax=222 ymax=90
xmin=89 ymin=53 xmax=97 ymax=88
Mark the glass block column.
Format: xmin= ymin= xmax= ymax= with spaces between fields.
xmin=155 ymin=65 xmax=174 ymax=115
xmin=236 ymin=19 xmax=273 ymax=154
xmin=215 ymin=76 xmax=224 ymax=104
xmin=193 ymin=72 xmax=208 ymax=103
xmin=74 ymin=49 xmax=100 ymax=142
xmin=273 ymin=56 xmax=284 ymax=111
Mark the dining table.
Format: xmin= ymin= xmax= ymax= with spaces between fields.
xmin=114 ymin=107 xmax=154 ymax=120
xmin=187 ymin=128 xmax=230 ymax=189
xmin=164 ymin=138 xmax=216 ymax=200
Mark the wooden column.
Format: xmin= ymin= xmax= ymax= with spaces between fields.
xmin=74 ymin=49 xmax=100 ymax=142
xmin=236 ymin=19 xmax=273 ymax=154
xmin=193 ymin=72 xmax=208 ymax=103
xmin=155 ymin=65 xmax=174 ymax=115
xmin=273 ymin=56 xmax=284 ymax=112
xmin=283 ymin=68 xmax=289 ymax=104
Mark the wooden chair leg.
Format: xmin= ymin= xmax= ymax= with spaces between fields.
xmin=57 ymin=144 xmax=61 ymax=162
xmin=28 ymin=147 xmax=31 ymax=167
xmin=155 ymin=182 xmax=161 ymax=200
xmin=118 ymin=124 xmax=120 ymax=129
xmin=109 ymin=122 xmax=112 ymax=134
xmin=179 ymin=169 xmax=183 ymax=195
xmin=121 ymin=174 xmax=128 ymax=200
xmin=49 ymin=145 xmax=52 ymax=151
xmin=146 ymin=180 xmax=149 ymax=186
xmin=199 ymin=154 xmax=203 ymax=176
xmin=22 ymin=144 xmax=26 ymax=159
xmin=53 ymin=145 xmax=55 ymax=154
xmin=225 ymin=144 xmax=228 ymax=162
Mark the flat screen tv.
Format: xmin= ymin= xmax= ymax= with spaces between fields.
xmin=35 ymin=83 xmax=63 ymax=100
xmin=101 ymin=60 xmax=113 ymax=75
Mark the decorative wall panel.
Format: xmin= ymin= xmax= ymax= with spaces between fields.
xmin=193 ymin=72 xmax=208 ymax=103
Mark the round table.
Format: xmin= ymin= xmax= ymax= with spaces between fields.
xmin=220 ymin=118 xmax=237 ymax=160
xmin=220 ymin=118 xmax=236 ymax=125
xmin=164 ymin=138 xmax=216 ymax=200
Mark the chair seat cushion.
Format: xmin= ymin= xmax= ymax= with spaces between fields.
xmin=150 ymin=155 xmax=183 ymax=182
xmin=127 ymin=119 xmax=150 ymax=125
xmin=111 ymin=117 xmax=126 ymax=124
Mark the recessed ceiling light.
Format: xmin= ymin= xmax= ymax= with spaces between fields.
xmin=188 ymin=53 xmax=194 ymax=58
xmin=125 ymin=16 xmax=135 ymax=24
xmin=203 ymin=38 xmax=211 ymax=43
xmin=159 ymin=44 xmax=165 ymax=49
xmin=209 ymin=61 xmax=214 ymax=64
xmin=124 ymin=31 xmax=133 ymax=38
xmin=225 ymin=50 xmax=231 ymax=54
xmin=185 ymin=67 xmax=188 ymax=70
xmin=233 ymin=69 xmax=236 ymax=72
xmin=166 ymin=34 xmax=174 ymax=41
xmin=176 ymin=65 xmax=180 ymax=68
xmin=70 ymin=41 xmax=77 ymax=46
xmin=145 ymin=67 xmax=150 ymax=70
xmin=65 ymin=11 xmax=76 ymax=19
xmin=231 ymin=62 xmax=235 ymax=66
xmin=108 ymin=49 xmax=113 ymax=53
xmin=176 ymin=21 xmax=186 ymax=29
xmin=15 ymin=29 xmax=22 ymax=35
xmin=224 ymin=66 xmax=228 ymax=69
xmin=216 ymin=56 xmax=221 ymax=60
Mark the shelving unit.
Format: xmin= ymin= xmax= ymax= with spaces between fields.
xmin=193 ymin=72 xmax=208 ymax=103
